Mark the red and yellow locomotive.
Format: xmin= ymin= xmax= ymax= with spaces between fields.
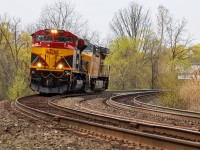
xmin=30 ymin=29 xmax=109 ymax=94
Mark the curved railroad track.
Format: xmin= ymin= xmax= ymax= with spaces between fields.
xmin=12 ymin=91 xmax=200 ymax=150
xmin=107 ymin=91 xmax=200 ymax=124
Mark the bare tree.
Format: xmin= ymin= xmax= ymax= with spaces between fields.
xmin=109 ymin=2 xmax=157 ymax=88
xmin=109 ymin=2 xmax=151 ymax=42
xmin=0 ymin=16 xmax=31 ymax=70
xmin=143 ymin=36 xmax=161 ymax=89
xmin=0 ymin=14 xmax=32 ymax=99
xmin=37 ymin=1 xmax=88 ymax=37
xmin=156 ymin=5 xmax=168 ymax=49
xmin=156 ymin=5 xmax=192 ymax=60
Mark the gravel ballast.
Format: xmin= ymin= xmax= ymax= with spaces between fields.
xmin=0 ymin=99 xmax=133 ymax=150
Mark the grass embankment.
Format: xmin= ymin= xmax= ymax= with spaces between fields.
xmin=159 ymin=79 xmax=200 ymax=111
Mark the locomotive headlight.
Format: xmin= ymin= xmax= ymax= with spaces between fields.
xmin=58 ymin=64 xmax=63 ymax=69
xmin=51 ymin=29 xmax=58 ymax=34
xmin=37 ymin=63 xmax=42 ymax=68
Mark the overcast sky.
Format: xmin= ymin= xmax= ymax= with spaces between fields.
xmin=0 ymin=0 xmax=200 ymax=43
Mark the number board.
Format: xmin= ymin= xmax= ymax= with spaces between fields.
xmin=46 ymin=49 xmax=59 ymax=55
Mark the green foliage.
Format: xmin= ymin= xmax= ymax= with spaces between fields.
xmin=105 ymin=37 xmax=149 ymax=90
xmin=158 ymin=45 xmax=190 ymax=86
xmin=0 ymin=17 xmax=32 ymax=100
xmin=7 ymin=32 xmax=32 ymax=100
xmin=159 ymin=91 xmax=186 ymax=109
xmin=190 ymin=44 xmax=200 ymax=63
xmin=8 ymin=69 xmax=30 ymax=100
xmin=106 ymin=35 xmax=192 ymax=108
xmin=157 ymin=46 xmax=191 ymax=108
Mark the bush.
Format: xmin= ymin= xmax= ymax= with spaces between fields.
xmin=159 ymin=91 xmax=187 ymax=109
xmin=8 ymin=69 xmax=32 ymax=100
xmin=178 ymin=79 xmax=200 ymax=111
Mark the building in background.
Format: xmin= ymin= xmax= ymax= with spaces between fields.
xmin=178 ymin=63 xmax=200 ymax=79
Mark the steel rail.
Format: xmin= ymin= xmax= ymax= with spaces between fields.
xmin=107 ymin=92 xmax=200 ymax=123
xmin=13 ymin=95 xmax=200 ymax=149
xmin=134 ymin=93 xmax=200 ymax=117
xmin=49 ymin=97 xmax=200 ymax=142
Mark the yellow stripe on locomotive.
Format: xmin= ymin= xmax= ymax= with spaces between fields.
xmin=31 ymin=47 xmax=74 ymax=71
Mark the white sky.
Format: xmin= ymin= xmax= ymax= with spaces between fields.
xmin=0 ymin=0 xmax=200 ymax=43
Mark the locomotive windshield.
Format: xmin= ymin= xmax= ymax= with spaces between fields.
xmin=36 ymin=35 xmax=52 ymax=41
xmin=56 ymin=36 xmax=73 ymax=43
xmin=84 ymin=43 xmax=93 ymax=52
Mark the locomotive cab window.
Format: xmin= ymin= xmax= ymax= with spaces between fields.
xmin=56 ymin=36 xmax=73 ymax=43
xmin=36 ymin=35 xmax=52 ymax=41
xmin=84 ymin=44 xmax=93 ymax=52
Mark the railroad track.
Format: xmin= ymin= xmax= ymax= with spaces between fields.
xmin=13 ymin=92 xmax=200 ymax=150
xmin=107 ymin=91 xmax=200 ymax=124
xmin=134 ymin=93 xmax=200 ymax=120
